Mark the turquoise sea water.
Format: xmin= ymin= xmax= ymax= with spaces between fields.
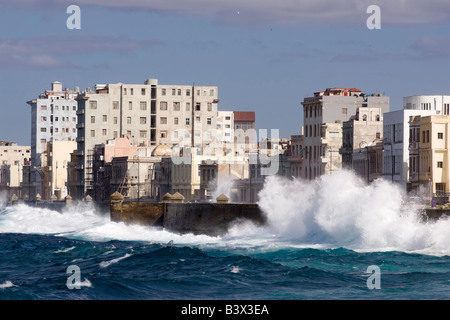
xmin=0 ymin=172 xmax=449 ymax=301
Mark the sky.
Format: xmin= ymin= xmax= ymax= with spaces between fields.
xmin=1 ymin=0 xmax=450 ymax=145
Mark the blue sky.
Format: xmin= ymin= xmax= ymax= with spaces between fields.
xmin=1 ymin=1 xmax=450 ymax=145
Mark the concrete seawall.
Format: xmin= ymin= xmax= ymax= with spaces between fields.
xmin=110 ymin=192 xmax=266 ymax=236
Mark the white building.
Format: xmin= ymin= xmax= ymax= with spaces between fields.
xmin=75 ymin=78 xmax=220 ymax=199
xmin=217 ymin=111 xmax=234 ymax=144
xmin=26 ymin=81 xmax=80 ymax=198
xmin=382 ymin=108 xmax=438 ymax=188
xmin=403 ymin=95 xmax=450 ymax=115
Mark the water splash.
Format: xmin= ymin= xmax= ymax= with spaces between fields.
xmin=0 ymin=170 xmax=449 ymax=256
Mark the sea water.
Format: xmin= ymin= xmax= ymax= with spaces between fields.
xmin=0 ymin=170 xmax=449 ymax=300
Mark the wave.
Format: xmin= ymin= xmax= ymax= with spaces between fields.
xmin=0 ymin=170 xmax=449 ymax=256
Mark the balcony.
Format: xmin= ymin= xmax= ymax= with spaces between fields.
xmin=76 ymin=137 xmax=85 ymax=142
xmin=76 ymin=109 xmax=85 ymax=115
xmin=76 ymin=123 xmax=85 ymax=129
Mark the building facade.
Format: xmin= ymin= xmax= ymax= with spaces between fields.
xmin=26 ymin=81 xmax=79 ymax=199
xmin=301 ymin=87 xmax=389 ymax=180
xmin=75 ymin=78 xmax=219 ymax=199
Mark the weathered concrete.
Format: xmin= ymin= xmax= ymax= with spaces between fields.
xmin=109 ymin=192 xmax=266 ymax=236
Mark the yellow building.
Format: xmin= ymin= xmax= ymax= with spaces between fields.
xmin=409 ymin=115 xmax=450 ymax=196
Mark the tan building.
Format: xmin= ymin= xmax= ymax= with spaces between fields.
xmin=0 ymin=142 xmax=31 ymax=200
xmin=75 ymin=78 xmax=219 ymax=199
xmin=40 ymin=140 xmax=77 ymax=200
xmin=408 ymin=115 xmax=450 ymax=197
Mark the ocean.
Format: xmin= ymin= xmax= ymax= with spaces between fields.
xmin=0 ymin=171 xmax=449 ymax=303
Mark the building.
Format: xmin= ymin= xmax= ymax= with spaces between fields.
xmin=287 ymin=135 xmax=303 ymax=179
xmin=404 ymin=95 xmax=450 ymax=115
xmin=0 ymin=142 xmax=31 ymax=200
xmin=26 ymin=81 xmax=80 ymax=199
xmin=352 ymin=139 xmax=383 ymax=183
xmin=217 ymin=111 xmax=234 ymax=144
xmin=408 ymin=115 xmax=450 ymax=199
xmin=382 ymin=108 xmax=438 ymax=188
xmin=75 ymin=78 xmax=219 ymax=199
xmin=301 ymin=87 xmax=389 ymax=180
xmin=41 ymin=140 xmax=77 ymax=200
xmin=341 ymin=107 xmax=384 ymax=170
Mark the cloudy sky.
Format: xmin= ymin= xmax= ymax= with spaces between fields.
xmin=1 ymin=0 xmax=450 ymax=145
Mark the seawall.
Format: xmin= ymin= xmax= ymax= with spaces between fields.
xmin=110 ymin=192 xmax=266 ymax=236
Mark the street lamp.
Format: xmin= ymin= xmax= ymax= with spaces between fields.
xmin=383 ymin=138 xmax=394 ymax=182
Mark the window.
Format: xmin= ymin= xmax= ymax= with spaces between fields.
xmin=177 ymin=89 xmax=181 ymax=96
xmin=73 ymin=106 xmax=76 ymax=111
xmin=196 ymin=116 xmax=201 ymax=123
xmin=124 ymin=88 xmax=127 ymax=95
xmin=41 ymin=105 xmax=47 ymax=110
xmin=427 ymin=130 xmax=430 ymax=143
xmin=174 ymin=117 xmax=179 ymax=125
xmin=160 ymin=117 xmax=167 ymax=125
xmin=140 ymin=117 xmax=147 ymax=124
xmin=186 ymin=89 xmax=190 ymax=96
xmin=141 ymin=88 xmax=146 ymax=95
xmin=90 ymin=130 xmax=95 ymax=137
xmin=186 ymin=102 xmax=190 ymax=111
xmin=72 ymin=117 xmax=76 ymax=122
xmin=172 ymin=89 xmax=176 ymax=95
xmin=161 ymin=88 xmax=166 ymax=96
xmin=139 ymin=101 xmax=147 ymax=111
xmin=210 ymin=89 xmax=214 ymax=96
xmin=127 ymin=117 xmax=132 ymax=124
xmin=102 ymin=129 xmax=107 ymax=136
xmin=128 ymin=101 xmax=132 ymax=110
xmin=114 ymin=131 xmax=118 ymax=138
xmin=207 ymin=118 xmax=212 ymax=125
xmin=140 ymin=130 xmax=147 ymax=138
xmin=41 ymin=116 xmax=47 ymax=121
xmin=114 ymin=117 xmax=118 ymax=124
xmin=113 ymin=101 xmax=119 ymax=109
xmin=438 ymin=161 xmax=443 ymax=168
xmin=196 ymin=103 xmax=201 ymax=111
xmin=438 ymin=132 xmax=443 ymax=139
xmin=342 ymin=108 xmax=347 ymax=115
xmin=103 ymin=115 xmax=107 ymax=122
xmin=225 ymin=116 xmax=231 ymax=120
xmin=186 ymin=118 xmax=190 ymax=125
xmin=130 ymin=88 xmax=134 ymax=95
xmin=445 ymin=104 xmax=450 ymax=115
xmin=160 ymin=131 xmax=167 ymax=138
xmin=160 ymin=101 xmax=168 ymax=110
xmin=207 ymin=103 xmax=212 ymax=111
xmin=89 ymin=101 xmax=97 ymax=109
xmin=173 ymin=102 xmax=180 ymax=111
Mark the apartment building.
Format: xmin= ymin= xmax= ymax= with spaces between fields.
xmin=26 ymin=81 xmax=79 ymax=198
xmin=408 ymin=115 xmax=450 ymax=198
xmin=0 ymin=142 xmax=31 ymax=199
xmin=382 ymin=108 xmax=439 ymax=188
xmin=301 ymin=87 xmax=389 ymax=180
xmin=75 ymin=78 xmax=219 ymax=199
xmin=341 ymin=107 xmax=384 ymax=169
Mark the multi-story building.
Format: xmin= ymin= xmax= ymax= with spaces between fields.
xmin=341 ymin=107 xmax=384 ymax=170
xmin=217 ymin=111 xmax=234 ymax=144
xmin=26 ymin=81 xmax=79 ymax=198
xmin=75 ymin=78 xmax=219 ymax=199
xmin=408 ymin=115 xmax=450 ymax=198
xmin=382 ymin=109 xmax=438 ymax=189
xmin=40 ymin=140 xmax=77 ymax=200
xmin=287 ymin=135 xmax=303 ymax=179
xmin=403 ymin=95 xmax=450 ymax=115
xmin=301 ymin=87 xmax=389 ymax=180
xmin=0 ymin=142 xmax=31 ymax=199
